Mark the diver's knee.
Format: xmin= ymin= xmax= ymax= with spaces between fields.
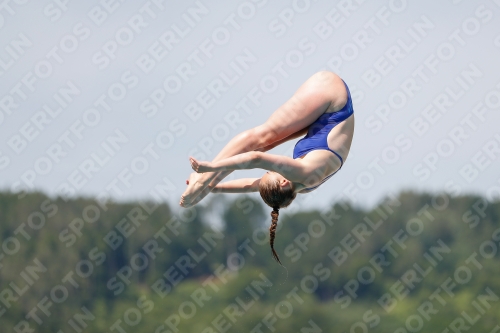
xmin=252 ymin=126 xmax=276 ymax=147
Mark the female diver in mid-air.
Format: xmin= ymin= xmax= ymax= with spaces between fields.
xmin=180 ymin=71 xmax=355 ymax=264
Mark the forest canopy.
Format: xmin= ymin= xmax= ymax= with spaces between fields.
xmin=0 ymin=190 xmax=499 ymax=332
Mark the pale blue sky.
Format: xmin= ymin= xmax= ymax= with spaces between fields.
xmin=1 ymin=0 xmax=500 ymax=212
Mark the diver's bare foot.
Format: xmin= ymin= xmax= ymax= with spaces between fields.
xmin=180 ymin=173 xmax=214 ymax=207
xmin=180 ymin=173 xmax=199 ymax=207
xmin=185 ymin=184 xmax=214 ymax=207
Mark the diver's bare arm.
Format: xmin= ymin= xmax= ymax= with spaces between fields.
xmin=191 ymin=152 xmax=306 ymax=181
xmin=212 ymin=178 xmax=260 ymax=193
xmin=204 ymin=127 xmax=308 ymax=188
xmin=183 ymin=174 xmax=258 ymax=207
xmin=190 ymin=152 xmax=260 ymax=173
xmin=195 ymin=127 xmax=308 ymax=189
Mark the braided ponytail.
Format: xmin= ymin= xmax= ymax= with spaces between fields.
xmin=259 ymin=173 xmax=297 ymax=265
xmin=269 ymin=207 xmax=282 ymax=265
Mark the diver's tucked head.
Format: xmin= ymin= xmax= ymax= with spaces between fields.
xmin=259 ymin=171 xmax=295 ymax=207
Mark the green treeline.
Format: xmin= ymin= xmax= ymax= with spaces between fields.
xmin=1 ymin=190 xmax=499 ymax=333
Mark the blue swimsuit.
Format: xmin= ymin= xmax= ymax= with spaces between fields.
xmin=292 ymin=80 xmax=354 ymax=192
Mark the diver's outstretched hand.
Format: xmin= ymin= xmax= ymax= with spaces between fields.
xmin=189 ymin=157 xmax=213 ymax=173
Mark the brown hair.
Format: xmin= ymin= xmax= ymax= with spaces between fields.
xmin=259 ymin=177 xmax=296 ymax=265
